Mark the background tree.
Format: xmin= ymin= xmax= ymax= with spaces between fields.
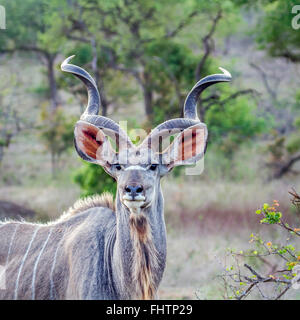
xmin=234 ymin=0 xmax=300 ymax=178
xmin=0 ymin=0 xmax=63 ymax=111
xmin=41 ymin=0 xmax=267 ymax=193
xmin=38 ymin=107 xmax=76 ymax=178
xmin=0 ymin=0 xmax=74 ymax=178
xmin=0 ymin=60 xmax=26 ymax=169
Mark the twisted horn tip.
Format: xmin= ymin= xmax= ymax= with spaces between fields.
xmin=218 ymin=67 xmax=231 ymax=79
xmin=61 ymin=55 xmax=76 ymax=69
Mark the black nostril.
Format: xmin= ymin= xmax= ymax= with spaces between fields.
xmin=125 ymin=185 xmax=144 ymax=195
xmin=136 ymin=186 xmax=143 ymax=193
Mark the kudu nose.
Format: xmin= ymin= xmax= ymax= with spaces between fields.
xmin=124 ymin=185 xmax=144 ymax=197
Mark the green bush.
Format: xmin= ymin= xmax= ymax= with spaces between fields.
xmin=73 ymin=161 xmax=117 ymax=198
xmin=220 ymin=193 xmax=300 ymax=300
xmin=39 ymin=107 xmax=75 ymax=177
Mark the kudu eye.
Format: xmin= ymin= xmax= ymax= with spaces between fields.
xmin=115 ymin=164 xmax=122 ymax=171
xmin=149 ymin=164 xmax=158 ymax=171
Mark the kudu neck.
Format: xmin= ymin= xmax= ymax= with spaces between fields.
xmin=113 ymin=181 xmax=167 ymax=299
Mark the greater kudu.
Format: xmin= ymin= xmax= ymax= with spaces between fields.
xmin=0 ymin=56 xmax=231 ymax=299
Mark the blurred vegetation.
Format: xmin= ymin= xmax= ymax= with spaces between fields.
xmin=0 ymin=0 xmax=299 ymax=195
xmin=74 ymin=162 xmax=116 ymax=197
xmin=1 ymin=0 xmax=300 ymax=300
xmin=38 ymin=107 xmax=76 ymax=178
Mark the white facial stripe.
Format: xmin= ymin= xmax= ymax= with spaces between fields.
xmin=124 ymin=165 xmax=147 ymax=171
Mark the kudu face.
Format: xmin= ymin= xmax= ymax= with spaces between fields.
xmin=106 ymin=128 xmax=208 ymax=212
xmin=61 ymin=56 xmax=231 ymax=215
xmin=113 ymin=155 xmax=160 ymax=212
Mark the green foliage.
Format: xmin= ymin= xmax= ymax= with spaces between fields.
xmin=294 ymin=117 xmax=300 ymax=129
xmin=0 ymin=0 xmax=59 ymax=53
xmin=39 ymin=107 xmax=74 ymax=154
xmin=266 ymin=119 xmax=300 ymax=177
xmin=28 ymin=85 xmax=50 ymax=97
xmin=145 ymin=40 xmax=198 ymax=88
xmin=286 ymin=134 xmax=300 ymax=154
xmin=2 ymin=0 xmax=296 ymax=184
xmin=235 ymin=0 xmax=300 ymax=62
xmin=44 ymin=0 xmax=262 ymax=162
xmin=221 ymin=193 xmax=300 ymax=300
xmin=73 ymin=162 xmax=116 ymax=197
xmin=267 ymin=133 xmax=285 ymax=161
xmin=38 ymin=107 xmax=75 ymax=177
xmin=255 ymin=201 xmax=282 ymax=224
xmin=147 ymin=40 xmax=200 ymax=126
xmin=254 ymin=1 xmax=300 ymax=61
xmin=205 ymin=93 xmax=266 ymax=156
xmin=65 ymin=44 xmax=93 ymax=66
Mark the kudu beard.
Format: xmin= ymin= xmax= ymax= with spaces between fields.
xmin=129 ymin=212 xmax=159 ymax=300
xmin=95 ymin=126 xmax=207 ymax=167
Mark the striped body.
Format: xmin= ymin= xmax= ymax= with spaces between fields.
xmin=0 ymin=189 xmax=167 ymax=300
xmin=0 ymin=207 xmax=120 ymax=300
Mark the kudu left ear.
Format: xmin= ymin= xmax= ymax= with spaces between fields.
xmin=161 ymin=122 xmax=208 ymax=169
xmin=74 ymin=121 xmax=115 ymax=167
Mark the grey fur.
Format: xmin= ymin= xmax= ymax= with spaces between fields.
xmin=0 ymin=182 xmax=166 ymax=299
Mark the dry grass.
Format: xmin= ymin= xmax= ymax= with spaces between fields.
xmin=163 ymin=177 xmax=300 ymax=232
xmin=159 ymin=224 xmax=300 ymax=300
xmin=0 ymin=185 xmax=80 ymax=221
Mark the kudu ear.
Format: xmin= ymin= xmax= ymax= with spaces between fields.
xmin=161 ymin=122 xmax=208 ymax=169
xmin=74 ymin=121 xmax=115 ymax=167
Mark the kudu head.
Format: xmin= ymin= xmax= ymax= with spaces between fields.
xmin=61 ymin=56 xmax=231 ymax=214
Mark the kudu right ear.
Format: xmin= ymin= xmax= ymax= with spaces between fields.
xmin=161 ymin=122 xmax=208 ymax=169
xmin=74 ymin=121 xmax=115 ymax=167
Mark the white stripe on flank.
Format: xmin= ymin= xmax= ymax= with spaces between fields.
xmin=31 ymin=228 xmax=53 ymax=300
xmin=124 ymin=165 xmax=146 ymax=171
xmin=14 ymin=226 xmax=40 ymax=300
xmin=6 ymin=224 xmax=19 ymax=267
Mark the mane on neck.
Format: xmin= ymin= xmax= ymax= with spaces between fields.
xmin=129 ymin=212 xmax=159 ymax=299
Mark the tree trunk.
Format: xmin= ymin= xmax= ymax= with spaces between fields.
xmin=0 ymin=146 xmax=4 ymax=167
xmin=137 ymin=70 xmax=153 ymax=121
xmin=273 ymin=154 xmax=300 ymax=179
xmin=97 ymin=74 xmax=109 ymax=117
xmin=90 ymin=38 xmax=109 ymax=116
xmin=51 ymin=150 xmax=57 ymax=179
xmin=46 ymin=54 xmax=59 ymax=112
xmin=142 ymin=86 xmax=153 ymax=121
xmin=198 ymin=103 xmax=205 ymax=123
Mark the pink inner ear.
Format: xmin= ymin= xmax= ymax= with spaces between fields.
xmin=177 ymin=127 xmax=205 ymax=162
xmin=75 ymin=123 xmax=104 ymax=160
